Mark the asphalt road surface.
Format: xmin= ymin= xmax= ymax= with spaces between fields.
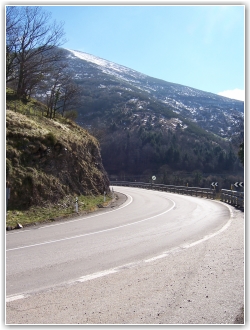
xmin=6 ymin=186 xmax=244 ymax=324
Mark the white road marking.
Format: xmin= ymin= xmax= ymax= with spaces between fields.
xmin=6 ymin=203 xmax=234 ymax=303
xmin=6 ymin=189 xmax=235 ymax=304
xmin=144 ymin=247 xmax=182 ymax=262
xmin=6 ymin=191 xmax=133 ymax=235
xmin=145 ymin=202 xmax=234 ymax=262
xmin=6 ymin=197 xmax=176 ymax=252
xmin=6 ymin=294 xmax=28 ymax=303
xmin=76 ymin=269 xmax=118 ymax=283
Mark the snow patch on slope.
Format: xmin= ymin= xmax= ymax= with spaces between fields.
xmin=68 ymin=49 xmax=123 ymax=72
xmin=68 ymin=49 xmax=143 ymax=76
xmin=67 ymin=49 xmax=147 ymax=82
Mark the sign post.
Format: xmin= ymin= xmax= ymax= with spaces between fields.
xmin=151 ymin=176 xmax=156 ymax=188
xmin=75 ymin=197 xmax=78 ymax=213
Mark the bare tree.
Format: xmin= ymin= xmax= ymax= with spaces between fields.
xmin=6 ymin=6 xmax=23 ymax=83
xmin=6 ymin=6 xmax=66 ymax=99
xmin=59 ymin=78 xmax=81 ymax=118
xmin=44 ymin=63 xmax=66 ymax=119
xmin=42 ymin=61 xmax=80 ymax=119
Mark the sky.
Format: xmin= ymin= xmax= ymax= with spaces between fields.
xmin=4 ymin=2 xmax=246 ymax=101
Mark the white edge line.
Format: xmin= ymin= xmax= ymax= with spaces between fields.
xmin=76 ymin=269 xmax=118 ymax=283
xmin=145 ymin=202 xmax=234 ymax=262
xmin=144 ymin=247 xmax=182 ymax=263
xmin=39 ymin=189 xmax=134 ymax=229
xmin=6 ymin=294 xmax=29 ymax=303
xmin=6 ymin=189 xmax=133 ymax=235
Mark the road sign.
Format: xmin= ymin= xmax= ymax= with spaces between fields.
xmin=211 ymin=182 xmax=218 ymax=188
xmin=234 ymin=182 xmax=244 ymax=188
xmin=152 ymin=176 xmax=156 ymax=181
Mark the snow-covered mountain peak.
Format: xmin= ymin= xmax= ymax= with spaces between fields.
xmin=63 ymin=48 xmax=243 ymax=139
xmin=67 ymin=49 xmax=147 ymax=81
xmin=68 ymin=49 xmax=119 ymax=70
xmin=67 ymin=49 xmax=143 ymax=77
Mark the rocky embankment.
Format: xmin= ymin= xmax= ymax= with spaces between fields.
xmin=6 ymin=110 xmax=110 ymax=209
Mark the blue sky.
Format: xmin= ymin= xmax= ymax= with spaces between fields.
xmin=5 ymin=2 xmax=246 ymax=101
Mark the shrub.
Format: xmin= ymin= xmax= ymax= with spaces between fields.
xmin=64 ymin=110 xmax=78 ymax=120
xmin=45 ymin=132 xmax=57 ymax=146
xmin=6 ymin=159 xmax=13 ymax=178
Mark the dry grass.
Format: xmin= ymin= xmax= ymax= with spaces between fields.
xmin=6 ymin=194 xmax=112 ymax=229
xmin=6 ymin=89 xmax=110 ymax=213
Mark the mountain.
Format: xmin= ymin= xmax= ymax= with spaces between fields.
xmin=66 ymin=49 xmax=244 ymax=139
xmin=37 ymin=48 xmax=244 ymax=185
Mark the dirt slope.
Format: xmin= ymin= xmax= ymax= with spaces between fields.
xmin=6 ymin=110 xmax=110 ymax=209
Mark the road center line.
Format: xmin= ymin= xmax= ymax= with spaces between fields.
xmin=6 ymin=197 xmax=176 ymax=252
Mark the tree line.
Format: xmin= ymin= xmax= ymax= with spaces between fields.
xmin=6 ymin=6 xmax=79 ymax=119
xmin=99 ymin=126 xmax=243 ymax=176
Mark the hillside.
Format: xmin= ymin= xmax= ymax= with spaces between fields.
xmin=51 ymin=49 xmax=243 ymax=184
xmin=6 ymin=94 xmax=110 ymax=210
xmin=65 ymin=49 xmax=244 ymax=139
xmin=13 ymin=48 xmax=244 ymax=187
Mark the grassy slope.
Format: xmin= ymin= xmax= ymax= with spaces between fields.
xmin=6 ymin=89 xmax=111 ymax=228
xmin=6 ymin=194 xmax=112 ymax=229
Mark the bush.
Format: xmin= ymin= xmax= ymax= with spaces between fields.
xmin=6 ymin=159 xmax=13 ymax=178
xmin=45 ymin=132 xmax=57 ymax=146
xmin=64 ymin=110 xmax=78 ymax=120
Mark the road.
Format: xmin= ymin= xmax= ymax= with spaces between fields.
xmin=6 ymin=186 xmax=244 ymax=324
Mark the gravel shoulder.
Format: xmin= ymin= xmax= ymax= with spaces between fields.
xmin=6 ymin=200 xmax=244 ymax=325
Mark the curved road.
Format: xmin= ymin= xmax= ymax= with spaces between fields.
xmin=6 ymin=186 xmax=232 ymax=298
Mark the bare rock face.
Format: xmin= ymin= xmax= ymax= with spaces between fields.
xmin=6 ymin=110 xmax=110 ymax=209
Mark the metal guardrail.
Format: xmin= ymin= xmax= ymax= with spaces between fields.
xmin=110 ymin=181 xmax=244 ymax=209
xmin=110 ymin=181 xmax=216 ymax=199
xmin=221 ymin=189 xmax=244 ymax=208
